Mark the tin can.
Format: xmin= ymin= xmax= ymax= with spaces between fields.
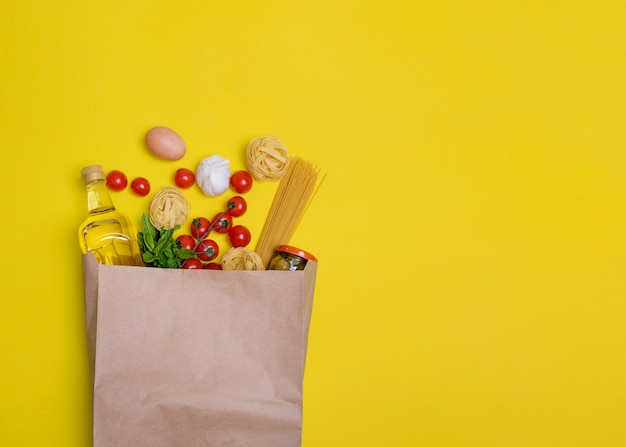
xmin=268 ymin=245 xmax=317 ymax=271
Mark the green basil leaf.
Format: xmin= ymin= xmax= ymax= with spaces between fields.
xmin=154 ymin=236 xmax=168 ymax=257
xmin=177 ymin=248 xmax=196 ymax=260
xmin=160 ymin=227 xmax=174 ymax=240
xmin=165 ymin=258 xmax=180 ymax=269
xmin=143 ymin=213 xmax=157 ymax=238
xmin=142 ymin=214 xmax=157 ymax=251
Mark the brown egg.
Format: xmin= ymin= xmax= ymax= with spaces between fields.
xmin=145 ymin=126 xmax=186 ymax=160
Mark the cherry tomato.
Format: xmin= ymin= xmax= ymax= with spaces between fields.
xmin=174 ymin=168 xmax=195 ymax=189
xmin=190 ymin=217 xmax=211 ymax=240
xmin=195 ymin=239 xmax=218 ymax=262
xmin=228 ymin=225 xmax=251 ymax=248
xmin=212 ymin=213 xmax=233 ymax=234
xmin=131 ymin=177 xmax=151 ymax=196
xmin=182 ymin=258 xmax=203 ymax=269
xmin=230 ymin=170 xmax=253 ymax=194
xmin=106 ymin=170 xmax=128 ymax=191
xmin=176 ymin=234 xmax=196 ymax=251
xmin=204 ymin=262 xmax=223 ymax=270
xmin=226 ymin=196 xmax=247 ymax=217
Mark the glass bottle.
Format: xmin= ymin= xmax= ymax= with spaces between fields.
xmin=78 ymin=164 xmax=143 ymax=266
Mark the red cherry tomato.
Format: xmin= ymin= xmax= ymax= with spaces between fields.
xmin=195 ymin=239 xmax=218 ymax=262
xmin=182 ymin=258 xmax=203 ymax=269
xmin=131 ymin=177 xmax=151 ymax=196
xmin=212 ymin=213 xmax=233 ymax=234
xmin=228 ymin=225 xmax=251 ymax=248
xmin=190 ymin=217 xmax=211 ymax=240
xmin=204 ymin=262 xmax=223 ymax=270
xmin=106 ymin=170 xmax=128 ymax=191
xmin=174 ymin=168 xmax=195 ymax=189
xmin=176 ymin=234 xmax=196 ymax=251
xmin=230 ymin=170 xmax=253 ymax=194
xmin=226 ymin=196 xmax=247 ymax=217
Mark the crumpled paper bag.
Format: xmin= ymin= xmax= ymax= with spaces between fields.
xmin=82 ymin=253 xmax=317 ymax=447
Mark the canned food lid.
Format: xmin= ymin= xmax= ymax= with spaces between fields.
xmin=275 ymin=245 xmax=318 ymax=262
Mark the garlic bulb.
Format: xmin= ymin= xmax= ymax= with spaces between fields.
xmin=195 ymin=155 xmax=231 ymax=196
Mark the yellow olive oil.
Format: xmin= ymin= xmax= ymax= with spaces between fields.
xmin=78 ymin=165 xmax=143 ymax=266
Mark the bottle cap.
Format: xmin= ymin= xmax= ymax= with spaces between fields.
xmin=81 ymin=164 xmax=105 ymax=184
xmin=275 ymin=245 xmax=318 ymax=262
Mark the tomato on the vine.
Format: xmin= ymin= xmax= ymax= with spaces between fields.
xmin=131 ymin=177 xmax=151 ymax=196
xmin=182 ymin=258 xmax=203 ymax=269
xmin=230 ymin=170 xmax=253 ymax=194
xmin=226 ymin=196 xmax=247 ymax=217
xmin=195 ymin=239 xmax=218 ymax=262
xmin=174 ymin=168 xmax=195 ymax=189
xmin=204 ymin=262 xmax=223 ymax=270
xmin=106 ymin=170 xmax=128 ymax=191
xmin=212 ymin=213 xmax=233 ymax=234
xmin=228 ymin=225 xmax=251 ymax=248
xmin=190 ymin=217 xmax=211 ymax=239
xmin=176 ymin=234 xmax=196 ymax=251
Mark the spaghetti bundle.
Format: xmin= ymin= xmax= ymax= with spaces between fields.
xmin=221 ymin=247 xmax=265 ymax=270
xmin=246 ymin=136 xmax=290 ymax=181
xmin=255 ymin=157 xmax=322 ymax=267
xmin=149 ymin=187 xmax=190 ymax=230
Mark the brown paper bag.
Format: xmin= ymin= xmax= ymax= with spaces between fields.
xmin=81 ymin=253 xmax=317 ymax=447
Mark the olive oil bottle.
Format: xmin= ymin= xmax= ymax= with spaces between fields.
xmin=78 ymin=165 xmax=143 ymax=266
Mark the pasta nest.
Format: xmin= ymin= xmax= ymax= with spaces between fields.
xmin=149 ymin=187 xmax=190 ymax=230
xmin=245 ymin=136 xmax=290 ymax=181
xmin=221 ymin=247 xmax=265 ymax=270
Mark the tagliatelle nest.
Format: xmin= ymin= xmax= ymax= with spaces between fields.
xmin=221 ymin=247 xmax=265 ymax=270
xmin=245 ymin=136 xmax=290 ymax=181
xmin=149 ymin=187 xmax=190 ymax=230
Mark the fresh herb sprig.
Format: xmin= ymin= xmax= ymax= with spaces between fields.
xmin=138 ymin=213 xmax=196 ymax=268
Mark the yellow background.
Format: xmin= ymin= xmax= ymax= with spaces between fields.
xmin=2 ymin=1 xmax=626 ymax=445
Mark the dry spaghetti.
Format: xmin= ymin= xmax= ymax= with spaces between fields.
xmin=149 ymin=187 xmax=190 ymax=230
xmin=255 ymin=157 xmax=321 ymax=267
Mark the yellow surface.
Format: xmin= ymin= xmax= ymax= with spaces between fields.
xmin=2 ymin=1 xmax=626 ymax=445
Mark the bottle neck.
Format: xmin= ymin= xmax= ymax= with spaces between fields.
xmin=86 ymin=179 xmax=115 ymax=214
